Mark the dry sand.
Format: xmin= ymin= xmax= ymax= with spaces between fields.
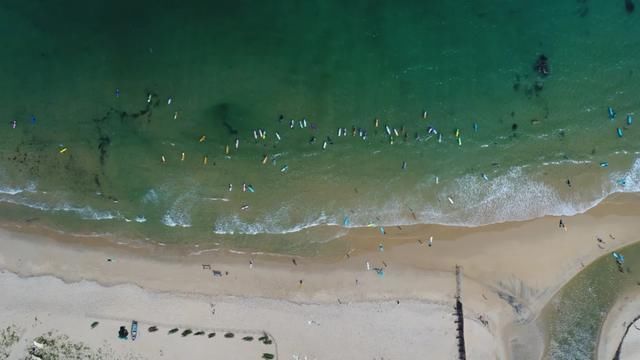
xmin=2 ymin=192 xmax=640 ymax=359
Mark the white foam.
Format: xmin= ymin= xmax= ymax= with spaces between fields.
xmin=611 ymin=157 xmax=640 ymax=193
xmin=161 ymin=193 xmax=194 ymax=228
xmin=0 ymin=182 xmax=36 ymax=195
xmin=142 ymin=189 xmax=159 ymax=203
xmin=213 ymin=211 xmax=336 ymax=235
xmin=541 ymin=159 xmax=593 ymax=166
xmin=162 ymin=212 xmax=191 ymax=228
xmin=0 ymin=195 xmax=121 ymax=221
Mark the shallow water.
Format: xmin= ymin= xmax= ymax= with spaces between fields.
xmin=0 ymin=0 xmax=640 ymax=251
xmin=541 ymin=242 xmax=640 ymax=359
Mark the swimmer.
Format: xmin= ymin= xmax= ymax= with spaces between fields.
xmin=473 ymin=122 xmax=479 ymax=132
xmin=31 ymin=115 xmax=36 ymax=124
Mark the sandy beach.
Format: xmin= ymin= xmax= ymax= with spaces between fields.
xmin=2 ymin=192 xmax=640 ymax=359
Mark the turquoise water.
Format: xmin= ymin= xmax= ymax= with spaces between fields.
xmin=542 ymin=243 xmax=640 ymax=359
xmin=1 ymin=0 xmax=640 ymax=251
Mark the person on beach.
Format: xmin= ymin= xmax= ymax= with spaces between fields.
xmin=249 ymin=260 xmax=253 ymax=269
xmin=559 ymin=219 xmax=567 ymax=231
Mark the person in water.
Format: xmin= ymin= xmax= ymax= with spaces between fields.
xmin=534 ymin=54 xmax=550 ymax=77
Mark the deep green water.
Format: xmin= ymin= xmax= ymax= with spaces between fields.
xmin=542 ymin=242 xmax=640 ymax=359
xmin=0 ymin=0 xmax=640 ymax=252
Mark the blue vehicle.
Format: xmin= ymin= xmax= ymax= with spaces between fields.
xmin=613 ymin=252 xmax=625 ymax=265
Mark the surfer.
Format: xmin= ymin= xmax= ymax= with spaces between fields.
xmin=534 ymin=54 xmax=550 ymax=77
xmin=10 ymin=120 xmax=16 ymax=129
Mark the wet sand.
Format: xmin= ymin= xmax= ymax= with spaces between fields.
xmin=2 ymin=192 xmax=640 ymax=359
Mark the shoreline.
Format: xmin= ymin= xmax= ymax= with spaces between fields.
xmin=2 ymin=192 xmax=640 ymax=358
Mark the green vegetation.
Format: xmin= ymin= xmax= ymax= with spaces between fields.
xmin=0 ymin=325 xmax=21 ymax=359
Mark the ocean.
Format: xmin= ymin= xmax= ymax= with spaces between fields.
xmin=1 ymin=0 xmax=640 ymax=253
